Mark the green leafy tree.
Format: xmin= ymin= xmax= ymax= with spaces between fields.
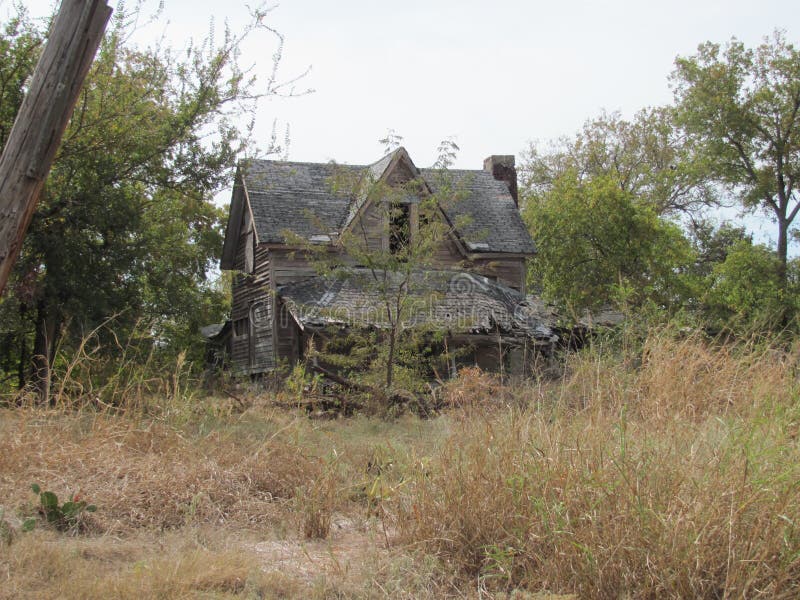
xmin=0 ymin=4 xmax=302 ymax=399
xmin=520 ymin=108 xmax=715 ymax=216
xmin=703 ymin=240 xmax=793 ymax=330
xmin=0 ymin=6 xmax=40 ymax=149
xmin=523 ymin=172 xmax=694 ymax=314
xmin=671 ymin=31 xmax=800 ymax=283
xmin=688 ymin=219 xmax=752 ymax=277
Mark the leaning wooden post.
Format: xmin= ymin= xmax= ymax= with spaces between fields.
xmin=0 ymin=0 xmax=112 ymax=296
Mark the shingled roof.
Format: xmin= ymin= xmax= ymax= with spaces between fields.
xmin=421 ymin=168 xmax=534 ymax=254
xmin=278 ymin=269 xmax=556 ymax=343
xmin=229 ymin=148 xmax=535 ymax=256
xmin=245 ymin=160 xmax=353 ymax=244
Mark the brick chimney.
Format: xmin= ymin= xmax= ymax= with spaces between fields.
xmin=483 ymin=155 xmax=518 ymax=205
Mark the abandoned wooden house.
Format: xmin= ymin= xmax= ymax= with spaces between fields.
xmin=214 ymin=147 xmax=557 ymax=377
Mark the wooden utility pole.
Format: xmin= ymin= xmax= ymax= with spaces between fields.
xmin=0 ymin=0 xmax=112 ymax=296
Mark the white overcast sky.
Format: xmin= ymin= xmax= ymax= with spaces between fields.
xmin=16 ymin=0 xmax=797 ymax=168
xmin=12 ymin=0 xmax=800 ymax=244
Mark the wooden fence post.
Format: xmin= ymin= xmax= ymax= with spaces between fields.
xmin=0 ymin=0 xmax=112 ymax=296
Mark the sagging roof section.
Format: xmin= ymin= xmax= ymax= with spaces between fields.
xmin=278 ymin=269 xmax=556 ymax=344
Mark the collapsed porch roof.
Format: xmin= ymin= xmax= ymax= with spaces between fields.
xmin=277 ymin=269 xmax=557 ymax=344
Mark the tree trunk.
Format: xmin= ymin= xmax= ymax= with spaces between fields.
xmin=31 ymin=299 xmax=59 ymax=404
xmin=777 ymin=214 xmax=788 ymax=285
xmin=1 ymin=333 xmax=12 ymax=374
xmin=0 ymin=0 xmax=111 ymax=296
xmin=17 ymin=332 xmax=27 ymax=390
xmin=385 ymin=325 xmax=395 ymax=391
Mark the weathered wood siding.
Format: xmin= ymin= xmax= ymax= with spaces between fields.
xmin=350 ymin=203 xmax=466 ymax=267
xmin=270 ymin=249 xmax=318 ymax=365
xmin=350 ymin=202 xmax=385 ymax=253
xmin=471 ymin=257 xmax=527 ymax=292
xmin=347 ymin=160 xmax=421 ymax=254
xmin=231 ymin=212 xmax=275 ymax=374
xmin=248 ymin=292 xmax=274 ymax=373
xmin=385 ymin=161 xmax=415 ymax=186
xmin=429 ymin=242 xmax=527 ymax=292
xmin=275 ymin=297 xmax=301 ymax=364
xmin=431 ymin=237 xmax=465 ymax=268
xmin=270 ymin=249 xmax=319 ymax=286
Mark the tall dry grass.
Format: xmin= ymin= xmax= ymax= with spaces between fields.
xmin=391 ymin=331 xmax=800 ymax=598
xmin=0 ymin=410 xmax=320 ymax=532
xmin=1 ymin=328 xmax=799 ymax=598
xmin=0 ymin=530 xmax=278 ymax=600
xmin=0 ymin=405 xmax=458 ymax=598
xmin=4 ymin=315 xmax=212 ymax=416
xmin=573 ymin=330 xmax=800 ymax=421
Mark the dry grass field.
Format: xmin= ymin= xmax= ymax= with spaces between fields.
xmin=1 ymin=331 xmax=799 ymax=598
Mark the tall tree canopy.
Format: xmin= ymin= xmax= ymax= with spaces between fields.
xmin=672 ymin=30 xmax=800 ymax=281
xmin=0 ymin=9 xmax=40 ymax=149
xmin=519 ymin=110 xmax=700 ymax=314
xmin=520 ymin=108 xmax=715 ymax=216
xmin=0 ymin=4 xmax=298 ymax=397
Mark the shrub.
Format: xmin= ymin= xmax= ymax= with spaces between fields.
xmin=0 ymin=508 xmax=14 ymax=546
xmin=300 ymin=458 xmax=339 ymax=540
xmin=23 ymin=484 xmax=97 ymax=533
xmin=440 ymin=367 xmax=508 ymax=413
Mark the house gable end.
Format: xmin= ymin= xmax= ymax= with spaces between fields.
xmin=220 ymin=170 xmax=244 ymax=270
xmin=341 ymin=147 xmax=428 ymax=235
xmin=382 ymin=150 xmax=418 ymax=187
xmin=221 ymin=169 xmax=260 ymax=270
xmin=341 ymin=148 xmax=471 ymax=260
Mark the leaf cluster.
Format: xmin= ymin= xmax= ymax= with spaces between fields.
xmin=520 ymin=108 xmax=716 ymax=216
xmin=23 ymin=483 xmax=97 ymax=533
xmin=671 ymin=31 xmax=800 ymax=210
xmin=524 ymin=172 xmax=694 ymax=314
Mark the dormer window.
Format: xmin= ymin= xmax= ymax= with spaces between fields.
xmin=389 ymin=202 xmax=411 ymax=256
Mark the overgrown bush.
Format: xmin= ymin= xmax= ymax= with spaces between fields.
xmin=440 ymin=366 xmax=509 ymax=413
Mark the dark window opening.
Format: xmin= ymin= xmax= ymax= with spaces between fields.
xmin=234 ymin=318 xmax=248 ymax=337
xmin=389 ymin=203 xmax=410 ymax=256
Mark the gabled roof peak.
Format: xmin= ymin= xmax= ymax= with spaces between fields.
xmin=369 ymin=146 xmax=406 ymax=163
xmin=366 ymin=146 xmax=419 ymax=182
